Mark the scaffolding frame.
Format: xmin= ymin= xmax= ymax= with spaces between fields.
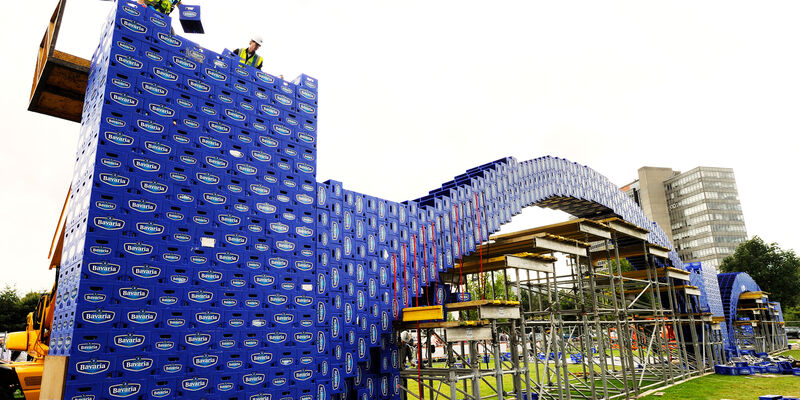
xmin=395 ymin=218 xmax=743 ymax=400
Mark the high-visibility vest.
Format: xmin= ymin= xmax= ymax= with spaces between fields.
xmin=237 ymin=48 xmax=263 ymax=69
xmin=145 ymin=0 xmax=175 ymax=15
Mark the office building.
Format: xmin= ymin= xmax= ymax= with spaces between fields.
xmin=622 ymin=166 xmax=748 ymax=268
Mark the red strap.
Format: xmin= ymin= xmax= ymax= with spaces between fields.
xmin=392 ymin=253 xmax=398 ymax=315
xmin=430 ymin=222 xmax=439 ymax=304
xmin=475 ymin=193 xmax=484 ymax=300
xmin=454 ymin=205 xmax=463 ymax=291
xmin=412 ymin=234 xmax=419 ymax=307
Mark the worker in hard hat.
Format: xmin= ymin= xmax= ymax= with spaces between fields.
xmin=232 ymin=36 xmax=264 ymax=70
xmin=139 ymin=0 xmax=181 ymax=15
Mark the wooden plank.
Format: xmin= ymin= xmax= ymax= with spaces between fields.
xmin=739 ymin=291 xmax=767 ymax=300
xmin=578 ymin=221 xmax=612 ymax=240
xmin=445 ymin=326 xmax=492 ymax=342
xmin=599 ymin=218 xmax=649 ymax=240
xmin=505 ymin=255 xmax=555 ymax=274
xmin=532 ymin=235 xmax=587 ymax=257
xmin=399 ymin=320 xmax=490 ymax=330
xmin=446 ymin=300 xmax=520 ymax=312
xmin=402 ymin=306 xmax=443 ymax=322
xmin=479 ymin=305 xmax=521 ymax=320
xmin=39 ymin=355 xmax=67 ymax=400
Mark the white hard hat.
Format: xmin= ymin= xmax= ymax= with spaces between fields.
xmin=252 ymin=35 xmax=264 ymax=46
xmin=401 ymin=331 xmax=411 ymax=342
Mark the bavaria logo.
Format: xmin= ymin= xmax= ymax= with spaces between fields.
xmin=170 ymin=275 xmax=188 ymax=284
xmin=198 ymin=136 xmax=222 ymax=149
xmin=120 ymin=18 xmax=147 ymax=34
xmin=236 ymin=164 xmax=257 ymax=175
xmin=114 ymin=333 xmax=145 ymax=349
xmin=234 ymin=83 xmax=248 ymax=93
xmin=217 ymin=383 xmax=233 ymax=392
xmin=219 ymin=214 xmax=241 ymax=225
xmin=228 ymin=359 xmax=244 ymax=368
xmin=273 ymin=124 xmax=291 ymax=135
xmin=238 ymin=134 xmax=252 ymax=143
xmin=234 ymin=66 xmax=249 ymax=76
xmin=159 ymin=296 xmax=178 ymax=305
xmin=157 ymin=32 xmax=181 ymax=47
xmin=94 ymin=216 xmax=124 ymax=230
xmin=317 ymin=331 xmax=326 ymax=352
xmin=256 ymin=202 xmax=277 ymax=214
xmin=109 ymin=92 xmax=138 ymax=107
xmin=151 ymin=388 xmax=171 ymax=398
xmin=243 ymin=374 xmax=266 ymax=386
xmin=280 ymin=282 xmax=294 ymax=291
xmin=250 ymin=184 xmax=270 ymax=195
xmin=231 ymin=278 xmax=246 ymax=287
xmin=276 ymin=240 xmax=295 ymax=251
xmin=196 ymin=311 xmax=220 ymax=324
xmin=204 ymin=192 xmax=227 ymax=204
xmin=267 ymin=294 xmax=287 ymax=305
xmin=172 ymin=55 xmax=197 ymax=70
xmin=173 ymin=134 xmax=190 ymax=144
xmin=261 ymin=104 xmax=280 ymax=116
xmin=144 ymin=141 xmax=171 ymax=154
xmin=274 ymin=313 xmax=294 ymax=324
xmin=137 ymin=118 xmax=164 ymax=133
xmin=132 ymin=159 xmax=160 ymax=172
xmin=185 ymin=333 xmax=211 ymax=346
xmin=150 ymin=16 xmax=168 ymax=27
xmin=277 ymin=162 xmax=290 ymax=171
xmin=298 ymin=132 xmax=315 ymax=144
xmin=299 ymin=88 xmax=316 ymax=100
xmin=295 ymin=296 xmax=313 ymax=307
xmin=199 ymin=271 xmax=222 ymax=282
xmin=229 ymin=184 xmax=243 ymax=193
xmin=124 ymin=242 xmax=152 ymax=256
xmin=82 ymin=310 xmax=114 ymax=324
xmin=108 ymin=383 xmax=140 ymax=398
xmin=251 ymin=352 xmax=272 ymax=364
xmin=131 ymin=265 xmax=159 ymax=278
xmin=99 ymin=173 xmax=129 ymax=187
xmin=122 ymin=357 xmax=153 ymax=372
xmin=256 ymin=71 xmax=275 ymax=83
xmin=170 ymin=172 xmax=187 ymax=182
xmin=176 ymin=193 xmax=193 ymax=202
xmin=219 ymin=339 xmax=235 ymax=348
xmin=105 ymin=116 xmax=126 ymax=128
xmin=183 ymin=119 xmax=199 ymax=130
xmin=254 ymin=274 xmax=274 ymax=286
xmin=216 ymin=252 xmax=239 ymax=264
xmin=84 ymin=293 xmax=106 ymax=303
xmin=275 ymin=94 xmax=293 ymax=105
xmin=188 ymin=79 xmax=210 ymax=92
xmin=206 ymin=156 xmax=228 ymax=168
xmin=255 ymin=91 xmax=268 ymax=100
xmin=121 ymin=4 xmax=140 ymax=16
xmin=156 ymin=341 xmax=175 ymax=350
xmin=111 ymin=78 xmax=131 ymax=89
xmin=222 ymin=299 xmax=238 ymax=307
xmin=218 ymin=94 xmax=233 ymax=103
xmin=270 ymin=223 xmax=289 ymax=234
xmin=141 ymin=180 xmax=168 ymax=194
xmin=205 ymin=68 xmax=227 ymax=81
xmin=201 ymin=106 xmax=216 ymax=116
xmin=153 ymin=67 xmax=178 ymax=81
xmin=209 ymin=121 xmax=231 ymax=133
xmin=182 ymin=378 xmax=208 ymax=392
xmin=192 ymin=216 xmax=209 ymax=224
xmin=299 ymin=103 xmax=316 ymax=114
xmin=189 ymin=174 xmax=211 ymax=192
xmin=189 ymin=256 xmax=208 ymax=264
xmin=128 ymin=310 xmax=157 ymax=324
xmin=168 ymin=319 xmax=185 ymax=327
xmin=296 ymin=260 xmax=313 ymax=271
xmin=149 ymin=103 xmax=175 ymax=117
xmin=193 ymin=354 xmax=218 ymax=368
xmin=294 ymin=370 xmax=313 ymax=381
xmin=269 ymin=257 xmax=288 ymax=268
xmin=272 ymin=378 xmax=287 ymax=387
xmin=294 ymin=332 xmax=313 ymax=343
xmin=277 ymin=194 xmax=290 ymax=202
xmin=188 ymin=290 xmax=213 ymax=303
xmin=78 ymin=342 xmax=101 ymax=353
xmin=243 ymin=339 xmax=258 ymax=347
xmin=177 ymin=98 xmax=193 ymax=108
xmin=267 ymin=332 xmax=287 ymax=343
xmin=296 ymin=193 xmax=314 ymax=204
xmin=318 ymin=385 xmax=327 ymax=400
xmin=141 ymin=82 xmax=167 ymax=97
xmin=226 ymin=109 xmax=246 ymax=121
xmin=145 ymin=50 xmax=163 ymax=61
xmin=119 ymin=287 xmax=148 ymax=301
xmin=297 ymin=163 xmax=315 ymax=174
xmin=180 ymin=155 xmax=196 ymax=164
xmin=259 ymin=136 xmax=279 ymax=147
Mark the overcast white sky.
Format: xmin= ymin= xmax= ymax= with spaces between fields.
xmin=2 ymin=1 xmax=798 ymax=292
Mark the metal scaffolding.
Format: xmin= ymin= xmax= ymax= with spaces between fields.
xmin=393 ymin=218 xmax=768 ymax=400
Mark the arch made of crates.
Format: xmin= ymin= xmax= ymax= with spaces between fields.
xmin=412 ymin=155 xmax=681 ymax=268
xmin=717 ymin=272 xmax=762 ymax=346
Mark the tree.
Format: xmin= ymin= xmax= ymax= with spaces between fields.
xmin=0 ymin=286 xmax=45 ymax=332
xmin=720 ymin=236 xmax=800 ymax=308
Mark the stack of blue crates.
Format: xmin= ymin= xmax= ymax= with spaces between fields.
xmin=52 ymin=2 xmax=765 ymax=399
